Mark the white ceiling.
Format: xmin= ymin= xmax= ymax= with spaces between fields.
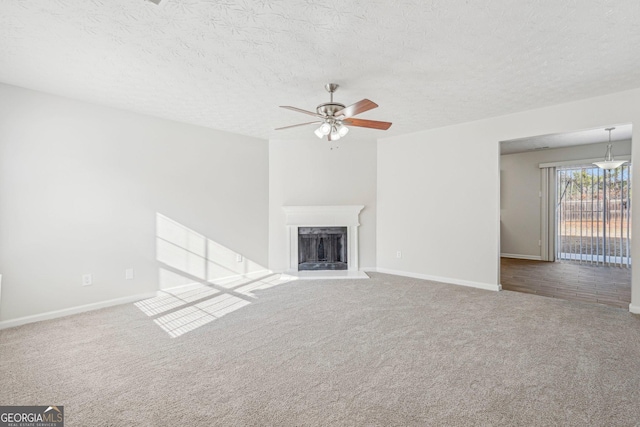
xmin=500 ymin=123 xmax=633 ymax=155
xmin=1 ymin=1 xmax=640 ymax=141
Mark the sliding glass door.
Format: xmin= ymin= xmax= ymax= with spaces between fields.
xmin=556 ymin=164 xmax=631 ymax=266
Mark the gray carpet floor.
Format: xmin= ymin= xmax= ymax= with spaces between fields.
xmin=1 ymin=272 xmax=640 ymax=426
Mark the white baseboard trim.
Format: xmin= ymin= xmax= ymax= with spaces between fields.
xmin=629 ymin=304 xmax=640 ymax=314
xmin=375 ymin=268 xmax=501 ymax=292
xmin=501 ymin=253 xmax=542 ymax=261
xmin=0 ymin=291 xmax=158 ymax=330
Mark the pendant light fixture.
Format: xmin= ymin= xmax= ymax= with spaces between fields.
xmin=593 ymin=127 xmax=627 ymax=170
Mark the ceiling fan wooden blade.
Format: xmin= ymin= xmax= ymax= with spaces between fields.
xmin=280 ymin=106 xmax=323 ymax=118
xmin=335 ymin=99 xmax=378 ymax=118
xmin=343 ymin=118 xmax=392 ymax=130
xmin=275 ymin=121 xmax=322 ymax=130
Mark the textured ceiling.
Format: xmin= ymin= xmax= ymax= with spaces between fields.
xmin=1 ymin=0 xmax=640 ymax=141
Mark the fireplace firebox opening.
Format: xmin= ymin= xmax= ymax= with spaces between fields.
xmin=298 ymin=227 xmax=348 ymax=271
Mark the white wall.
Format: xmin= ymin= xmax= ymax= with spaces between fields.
xmin=378 ymin=87 xmax=640 ymax=310
xmin=500 ymin=140 xmax=631 ymax=258
xmin=4 ymin=82 xmax=640 ymax=322
xmin=0 ymin=83 xmax=269 ymax=322
xmin=269 ymin=138 xmax=377 ymax=272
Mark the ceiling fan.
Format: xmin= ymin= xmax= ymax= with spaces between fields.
xmin=276 ymin=83 xmax=392 ymax=141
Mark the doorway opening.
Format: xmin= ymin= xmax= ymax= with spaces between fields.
xmin=500 ymin=124 xmax=632 ymax=309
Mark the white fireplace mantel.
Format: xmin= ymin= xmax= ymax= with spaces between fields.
xmin=283 ymin=205 xmax=364 ymax=227
xmin=283 ymin=205 xmax=367 ymax=278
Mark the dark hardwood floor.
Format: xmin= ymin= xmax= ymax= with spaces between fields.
xmin=500 ymin=258 xmax=631 ymax=309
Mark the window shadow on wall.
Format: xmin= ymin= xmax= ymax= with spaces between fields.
xmin=134 ymin=213 xmax=294 ymax=338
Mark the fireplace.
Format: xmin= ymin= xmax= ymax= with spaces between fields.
xmin=298 ymin=227 xmax=348 ymax=270
xmin=283 ymin=205 xmax=366 ymax=277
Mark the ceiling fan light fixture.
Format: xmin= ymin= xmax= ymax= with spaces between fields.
xmin=330 ymin=126 xmax=341 ymax=141
xmin=276 ymin=83 xmax=392 ymax=145
xmin=314 ymin=122 xmax=332 ymax=138
xmin=594 ymin=128 xmax=627 ymax=170
xmin=337 ymin=123 xmax=349 ymax=137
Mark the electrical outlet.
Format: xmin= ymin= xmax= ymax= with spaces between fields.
xmin=396 ymin=251 xmax=402 ymax=259
xmin=125 ymin=268 xmax=134 ymax=280
xmin=82 ymin=274 xmax=93 ymax=286
xmin=236 ymin=254 xmax=243 ymax=263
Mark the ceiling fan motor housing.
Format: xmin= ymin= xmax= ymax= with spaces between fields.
xmin=317 ymin=102 xmax=346 ymax=118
